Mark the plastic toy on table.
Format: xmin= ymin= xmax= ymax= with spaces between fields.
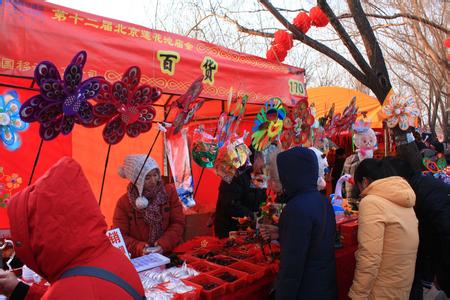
xmin=330 ymin=174 xmax=355 ymax=216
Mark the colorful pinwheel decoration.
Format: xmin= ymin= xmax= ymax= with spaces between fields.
xmin=86 ymin=66 xmax=162 ymax=144
xmin=170 ymin=76 xmax=204 ymax=135
xmin=280 ymin=98 xmax=314 ymax=149
xmin=381 ymin=94 xmax=420 ymax=131
xmin=0 ymin=167 xmax=22 ymax=207
xmin=19 ymin=51 xmax=101 ymax=140
xmin=0 ymin=91 xmax=29 ymax=151
xmin=252 ymin=97 xmax=287 ymax=151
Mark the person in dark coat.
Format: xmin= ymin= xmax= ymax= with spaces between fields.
xmin=384 ymin=157 xmax=450 ymax=299
xmin=275 ymin=147 xmax=337 ymax=300
xmin=214 ymin=150 xmax=267 ymax=238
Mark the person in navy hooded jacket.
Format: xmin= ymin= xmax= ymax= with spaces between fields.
xmin=274 ymin=147 xmax=337 ymax=300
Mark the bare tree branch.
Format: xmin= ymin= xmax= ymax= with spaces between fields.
xmin=258 ymin=0 xmax=370 ymax=88
xmin=317 ymin=0 xmax=374 ymax=80
xmin=337 ymin=12 xmax=449 ymax=34
xmin=347 ymin=0 xmax=392 ymax=100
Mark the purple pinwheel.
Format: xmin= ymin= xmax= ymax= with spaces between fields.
xmin=19 ymin=51 xmax=102 ymax=140
xmin=85 ymin=66 xmax=162 ymax=144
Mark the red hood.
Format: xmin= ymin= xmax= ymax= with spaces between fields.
xmin=8 ymin=157 xmax=111 ymax=283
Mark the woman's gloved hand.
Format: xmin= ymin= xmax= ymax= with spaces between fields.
xmin=0 ymin=269 xmax=19 ymax=297
xmin=142 ymin=245 xmax=163 ymax=255
xmin=259 ymin=224 xmax=279 ymax=242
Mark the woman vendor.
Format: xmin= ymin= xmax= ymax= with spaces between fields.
xmin=113 ymin=154 xmax=186 ymax=258
xmin=214 ymin=148 xmax=267 ymax=238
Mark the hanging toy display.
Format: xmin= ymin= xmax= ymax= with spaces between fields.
xmin=380 ymin=93 xmax=420 ymax=131
xmin=214 ymin=135 xmax=251 ymax=183
xmin=279 ymin=98 xmax=314 ymax=149
xmin=191 ymin=126 xmax=219 ymax=168
xmin=86 ymin=66 xmax=161 ymax=144
xmin=353 ymin=120 xmax=378 ymax=161
xmin=166 ymin=128 xmax=196 ymax=207
xmin=20 ymin=51 xmax=102 ymax=140
xmin=0 ymin=167 xmax=22 ymax=207
xmin=324 ymin=96 xmax=358 ymax=137
xmin=252 ymin=97 xmax=286 ymax=151
xmin=170 ymin=76 xmax=204 ymax=135
xmin=216 ymin=95 xmax=248 ymax=149
xmin=422 ymin=155 xmax=449 ymax=184
xmin=0 ymin=90 xmax=29 ymax=151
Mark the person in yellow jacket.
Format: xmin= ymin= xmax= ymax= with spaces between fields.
xmin=349 ymin=159 xmax=419 ymax=300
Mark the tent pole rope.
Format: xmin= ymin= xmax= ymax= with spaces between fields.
xmin=98 ymin=144 xmax=112 ymax=206
xmin=133 ymin=105 xmax=173 ymax=187
xmin=28 ymin=138 xmax=44 ymax=185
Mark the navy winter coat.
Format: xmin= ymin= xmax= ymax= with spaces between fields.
xmin=275 ymin=147 xmax=337 ymax=300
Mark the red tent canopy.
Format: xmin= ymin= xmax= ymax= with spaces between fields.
xmin=0 ymin=0 xmax=306 ymax=228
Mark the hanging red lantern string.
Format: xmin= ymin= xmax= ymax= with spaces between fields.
xmin=309 ymin=6 xmax=329 ymax=27
xmin=266 ymin=43 xmax=288 ymax=62
xmin=274 ymin=30 xmax=293 ymax=50
xmin=293 ymin=12 xmax=312 ymax=34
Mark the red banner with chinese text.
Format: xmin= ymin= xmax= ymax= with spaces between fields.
xmin=0 ymin=0 xmax=306 ymax=104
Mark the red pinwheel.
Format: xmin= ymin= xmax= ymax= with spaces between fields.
xmin=86 ymin=66 xmax=162 ymax=144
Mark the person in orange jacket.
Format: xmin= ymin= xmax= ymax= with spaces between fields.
xmin=349 ymin=159 xmax=419 ymax=300
xmin=0 ymin=157 xmax=145 ymax=299
xmin=113 ymin=154 xmax=185 ymax=258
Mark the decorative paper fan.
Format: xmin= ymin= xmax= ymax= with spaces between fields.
xmin=0 ymin=167 xmax=22 ymax=207
xmin=381 ymin=93 xmax=420 ymax=131
xmin=0 ymin=91 xmax=29 ymax=151
xmin=171 ymin=76 xmax=204 ymax=135
xmin=280 ymin=98 xmax=314 ymax=149
xmin=20 ymin=51 xmax=102 ymax=140
xmin=252 ymin=98 xmax=286 ymax=151
xmin=85 ymin=66 xmax=161 ymax=145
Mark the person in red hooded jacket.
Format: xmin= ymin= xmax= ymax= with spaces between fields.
xmin=0 ymin=157 xmax=145 ymax=299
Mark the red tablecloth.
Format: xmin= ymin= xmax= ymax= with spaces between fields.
xmin=174 ymin=237 xmax=357 ymax=300
xmin=336 ymin=245 xmax=357 ymax=300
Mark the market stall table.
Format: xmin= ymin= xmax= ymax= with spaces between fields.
xmin=161 ymin=234 xmax=357 ymax=300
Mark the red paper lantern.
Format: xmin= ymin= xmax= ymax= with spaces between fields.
xmin=273 ymin=43 xmax=288 ymax=61
xmin=266 ymin=44 xmax=288 ymax=62
xmin=266 ymin=48 xmax=277 ymax=61
xmin=445 ymin=38 xmax=450 ymax=48
xmin=293 ymin=12 xmax=312 ymax=34
xmin=309 ymin=6 xmax=329 ymax=27
xmin=274 ymin=30 xmax=293 ymax=50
